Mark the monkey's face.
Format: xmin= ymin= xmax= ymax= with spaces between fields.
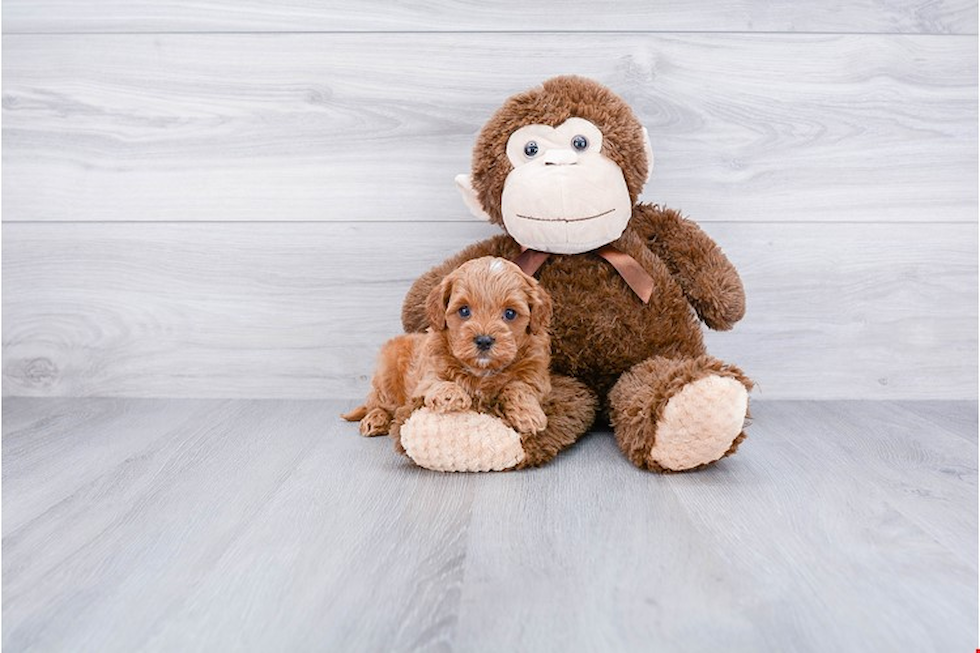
xmin=461 ymin=77 xmax=654 ymax=251
xmin=500 ymin=117 xmax=633 ymax=255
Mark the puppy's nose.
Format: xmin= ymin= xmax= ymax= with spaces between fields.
xmin=474 ymin=335 xmax=495 ymax=351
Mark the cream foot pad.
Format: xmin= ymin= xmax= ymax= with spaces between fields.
xmin=651 ymin=375 xmax=748 ymax=471
xmin=399 ymin=408 xmax=526 ymax=472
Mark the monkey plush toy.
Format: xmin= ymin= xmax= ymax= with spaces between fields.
xmin=391 ymin=76 xmax=753 ymax=473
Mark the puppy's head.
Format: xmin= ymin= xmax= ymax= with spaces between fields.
xmin=426 ymin=256 xmax=552 ymax=372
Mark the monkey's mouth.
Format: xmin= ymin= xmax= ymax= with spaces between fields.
xmin=514 ymin=208 xmax=615 ymax=223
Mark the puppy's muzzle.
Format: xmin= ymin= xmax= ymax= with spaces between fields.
xmin=474 ymin=335 xmax=495 ymax=352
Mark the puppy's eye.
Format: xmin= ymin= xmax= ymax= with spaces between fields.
xmin=457 ymin=306 xmax=471 ymax=319
xmin=503 ymin=308 xmax=517 ymax=321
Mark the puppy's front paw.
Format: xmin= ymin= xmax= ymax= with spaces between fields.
xmin=503 ymin=399 xmax=548 ymax=435
xmin=359 ymin=408 xmax=391 ymax=436
xmin=424 ymin=381 xmax=472 ymax=413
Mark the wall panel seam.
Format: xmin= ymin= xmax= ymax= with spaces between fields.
xmin=3 ymin=30 xmax=978 ymax=37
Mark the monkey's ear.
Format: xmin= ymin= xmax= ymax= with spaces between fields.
xmin=455 ymin=174 xmax=493 ymax=222
xmin=642 ymin=127 xmax=655 ymax=183
xmin=426 ymin=276 xmax=452 ymax=331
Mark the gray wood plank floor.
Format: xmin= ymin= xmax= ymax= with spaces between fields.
xmin=3 ymin=399 xmax=976 ymax=652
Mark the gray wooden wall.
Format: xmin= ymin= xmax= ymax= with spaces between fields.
xmin=3 ymin=2 xmax=977 ymax=400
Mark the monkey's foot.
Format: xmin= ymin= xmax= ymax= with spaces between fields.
xmin=609 ymin=356 xmax=752 ymax=472
xmin=650 ymin=375 xmax=748 ymax=471
xmin=399 ymin=408 xmax=525 ymax=472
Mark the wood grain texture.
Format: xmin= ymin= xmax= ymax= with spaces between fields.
xmin=3 ymin=0 xmax=976 ymax=35
xmin=891 ymin=400 xmax=980 ymax=443
xmin=454 ymin=401 xmax=977 ymax=651
xmin=3 ymin=221 xmax=976 ymax=400
xmin=3 ymin=34 xmax=976 ymax=223
xmin=3 ymin=398 xmax=976 ymax=652
xmin=763 ymin=401 xmax=977 ymax=570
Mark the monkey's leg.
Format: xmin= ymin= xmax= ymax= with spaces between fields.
xmin=608 ymin=355 xmax=752 ymax=472
xmin=516 ymin=375 xmax=597 ymax=468
xmin=393 ymin=375 xmax=596 ymax=472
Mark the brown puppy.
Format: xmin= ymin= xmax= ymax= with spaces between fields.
xmin=342 ymin=256 xmax=553 ymax=437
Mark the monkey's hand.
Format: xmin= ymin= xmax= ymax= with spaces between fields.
xmin=631 ymin=204 xmax=745 ymax=331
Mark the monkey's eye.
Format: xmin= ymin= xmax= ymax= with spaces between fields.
xmin=503 ymin=308 xmax=517 ymax=321
xmin=457 ymin=306 xmax=471 ymax=319
xmin=571 ymin=135 xmax=589 ymax=151
xmin=523 ymin=141 xmax=539 ymax=158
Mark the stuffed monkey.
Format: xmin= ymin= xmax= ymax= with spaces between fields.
xmin=392 ymin=76 xmax=752 ymax=473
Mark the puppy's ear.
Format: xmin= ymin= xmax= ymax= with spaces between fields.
xmin=426 ymin=275 xmax=453 ymax=331
xmin=526 ymin=278 xmax=553 ymax=337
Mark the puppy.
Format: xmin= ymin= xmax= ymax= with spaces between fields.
xmin=342 ymin=256 xmax=552 ymax=437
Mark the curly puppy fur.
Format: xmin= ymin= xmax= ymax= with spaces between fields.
xmin=401 ymin=210 xmax=742 ymax=401
xmin=400 ymin=76 xmax=752 ymax=471
xmin=343 ymin=256 xmax=553 ymax=439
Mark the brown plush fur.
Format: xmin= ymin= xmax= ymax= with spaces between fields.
xmin=607 ymin=355 xmax=754 ymax=472
xmin=400 ymin=76 xmax=753 ymax=471
xmin=516 ymin=375 xmax=598 ymax=468
xmin=344 ymin=257 xmax=553 ymax=438
xmin=401 ymin=206 xmax=743 ymax=401
xmin=471 ymin=75 xmax=651 ymax=226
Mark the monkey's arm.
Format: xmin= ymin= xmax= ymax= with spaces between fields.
xmin=401 ymin=234 xmax=521 ymax=332
xmin=631 ymin=204 xmax=745 ymax=331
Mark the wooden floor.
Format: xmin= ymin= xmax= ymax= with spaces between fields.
xmin=2 ymin=399 xmax=976 ymax=652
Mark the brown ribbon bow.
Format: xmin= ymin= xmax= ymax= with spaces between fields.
xmin=513 ymin=245 xmax=654 ymax=304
